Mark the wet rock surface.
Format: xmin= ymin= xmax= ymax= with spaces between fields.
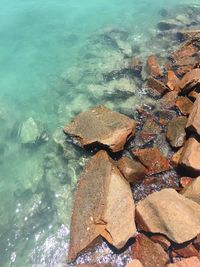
xmin=167 ymin=257 xmax=200 ymax=267
xmin=186 ymin=94 xmax=200 ymax=136
xmin=182 ymin=177 xmax=200 ymax=204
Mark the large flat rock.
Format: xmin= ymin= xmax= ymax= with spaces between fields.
xmin=64 ymin=105 xmax=136 ymax=152
xmin=67 ymin=150 xmax=136 ymax=262
xmin=182 ymin=176 xmax=200 ymax=204
xmin=136 ymin=189 xmax=200 ymax=243
xmin=186 ymin=94 xmax=200 ymax=136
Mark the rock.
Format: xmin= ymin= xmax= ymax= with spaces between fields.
xmin=171 ymin=42 xmax=198 ymax=60
xmin=158 ymin=19 xmax=182 ymax=31
xmin=166 ymin=116 xmax=187 ymax=148
xmin=64 ymin=105 xmax=136 ymax=153
xmin=67 ymin=150 xmax=136 ymax=262
xmin=147 ymin=77 xmax=168 ymax=95
xmin=178 ymin=29 xmax=200 ymax=41
xmin=166 ymin=257 xmax=200 ymax=267
xmin=136 ymin=188 xmax=200 ymax=243
xmin=173 ymin=242 xmax=198 ymax=258
xmin=131 ymin=234 xmax=169 ymax=267
xmin=139 ymin=118 xmax=161 ymax=144
xmin=179 ymin=138 xmax=200 ymax=173
xmin=171 ymin=147 xmax=184 ymax=166
xmin=126 ymin=260 xmax=144 ymax=267
xmin=160 ymin=91 xmax=178 ymax=109
xmin=176 ymin=14 xmax=191 ymax=25
xmin=180 ymin=177 xmax=193 ymax=188
xmin=188 ymin=90 xmax=199 ymax=102
xmin=132 ymin=147 xmax=171 ymax=175
xmin=175 ymin=97 xmax=193 ymax=115
xmin=20 ymin=117 xmax=41 ymax=144
xmin=146 ymin=55 xmax=163 ymax=78
xmin=128 ymin=58 xmax=143 ymax=73
xmin=182 ymin=177 xmax=200 ymax=204
xmin=118 ymin=156 xmax=146 ymax=184
xmin=180 ymin=69 xmax=200 ymax=95
xmin=166 ymin=70 xmax=180 ymax=91
xmin=150 ymin=234 xmax=171 ymax=251
xmin=186 ymin=95 xmax=200 ymax=136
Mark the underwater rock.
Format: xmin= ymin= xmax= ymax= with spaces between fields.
xmin=180 ymin=177 xmax=193 ymax=188
xmin=136 ymin=188 xmax=200 ymax=243
xmin=67 ymin=150 xmax=136 ymax=262
xmin=147 ymin=77 xmax=168 ymax=95
xmin=171 ymin=147 xmax=184 ymax=166
xmin=20 ymin=117 xmax=42 ymax=145
xmin=150 ymin=234 xmax=171 ymax=251
xmin=160 ymin=91 xmax=178 ymax=109
xmin=186 ymin=94 xmax=200 ymax=136
xmin=64 ymin=105 xmax=136 ymax=153
xmin=179 ymin=138 xmax=200 ymax=173
xmin=180 ymin=69 xmax=200 ymax=95
xmin=118 ymin=156 xmax=146 ymax=184
xmin=176 ymin=14 xmax=191 ymax=26
xmin=166 ymin=257 xmax=200 ymax=267
xmin=131 ymin=234 xmax=169 ymax=267
xmin=132 ymin=147 xmax=171 ymax=175
xmin=171 ymin=42 xmax=198 ymax=60
xmin=188 ymin=90 xmax=199 ymax=102
xmin=166 ymin=116 xmax=187 ymax=148
xmin=181 ymin=177 xmax=200 ymax=204
xmin=128 ymin=58 xmax=143 ymax=74
xmin=146 ymin=55 xmax=163 ymax=78
xmin=166 ymin=70 xmax=180 ymax=91
xmin=175 ymin=96 xmax=193 ymax=115
xmin=157 ymin=19 xmax=183 ymax=31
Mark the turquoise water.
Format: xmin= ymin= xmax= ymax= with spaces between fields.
xmin=0 ymin=0 xmax=199 ymax=266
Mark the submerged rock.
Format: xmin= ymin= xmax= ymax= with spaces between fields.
xmin=146 ymin=55 xmax=163 ymax=78
xmin=126 ymin=260 xmax=144 ymax=267
xmin=136 ymin=189 xmax=200 ymax=243
xmin=20 ymin=117 xmax=41 ymax=145
xmin=147 ymin=77 xmax=168 ymax=96
xmin=186 ymin=94 xmax=200 ymax=136
xmin=68 ymin=150 xmax=136 ymax=262
xmin=166 ymin=70 xmax=180 ymax=91
xmin=64 ymin=105 xmax=136 ymax=152
xmin=175 ymin=96 xmax=193 ymax=115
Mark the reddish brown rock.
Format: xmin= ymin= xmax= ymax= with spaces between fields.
xmin=67 ymin=151 xmax=136 ymax=262
xmin=133 ymin=147 xmax=171 ymax=175
xmin=193 ymin=234 xmax=200 ymax=247
xmin=171 ymin=147 xmax=184 ymax=166
xmin=182 ymin=177 xmax=200 ymax=204
xmin=171 ymin=42 xmax=198 ymax=60
xmin=139 ymin=118 xmax=161 ymax=144
xmin=178 ymin=29 xmax=200 ymax=41
xmin=179 ymin=138 xmax=200 ymax=173
xmin=131 ymin=234 xmax=169 ymax=267
xmin=147 ymin=76 xmax=168 ymax=95
xmin=188 ymin=90 xmax=199 ymax=102
xmin=166 ymin=70 xmax=181 ymax=91
xmin=118 ymin=156 xmax=146 ymax=184
xmin=166 ymin=116 xmax=187 ymax=148
xmin=150 ymin=234 xmax=171 ymax=251
xmin=136 ymin=189 xmax=200 ymax=243
xmin=186 ymin=94 xmax=200 ymax=136
xmin=160 ymin=91 xmax=178 ymax=109
xmin=125 ymin=260 xmax=144 ymax=267
xmin=180 ymin=69 xmax=200 ymax=95
xmin=146 ymin=55 xmax=163 ymax=78
xmin=173 ymin=242 xmax=198 ymax=258
xmin=167 ymin=257 xmax=200 ymax=267
xmin=180 ymin=177 xmax=193 ymax=188
xmin=64 ymin=105 xmax=136 ymax=153
xmin=175 ymin=96 xmax=193 ymax=115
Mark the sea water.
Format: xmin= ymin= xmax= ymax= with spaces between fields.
xmin=0 ymin=0 xmax=199 ymax=266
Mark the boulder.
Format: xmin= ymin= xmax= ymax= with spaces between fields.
xmin=180 ymin=69 xmax=200 ymax=95
xmin=146 ymin=55 xmax=163 ymax=78
xmin=157 ymin=19 xmax=182 ymax=31
xmin=182 ymin=177 xmax=200 ymax=204
xmin=67 ymin=150 xmax=136 ymax=262
xmin=136 ymin=188 xmax=200 ymax=243
xmin=64 ymin=105 xmax=136 ymax=153
xmin=150 ymin=234 xmax=171 ymax=251
xmin=166 ymin=257 xmax=200 ymax=267
xmin=147 ymin=77 xmax=168 ymax=95
xmin=175 ymin=97 xmax=193 ymax=115
xmin=132 ymin=147 xmax=171 ymax=175
xmin=20 ymin=117 xmax=41 ymax=144
xmin=171 ymin=147 xmax=184 ymax=166
xmin=186 ymin=94 xmax=200 ymax=136
xmin=139 ymin=118 xmax=161 ymax=144
xmin=160 ymin=91 xmax=178 ymax=109
xmin=188 ymin=90 xmax=199 ymax=102
xmin=131 ymin=234 xmax=169 ymax=267
xmin=118 ymin=156 xmax=146 ymax=183
xmin=173 ymin=242 xmax=198 ymax=258
xmin=166 ymin=70 xmax=180 ymax=91
xmin=180 ymin=177 xmax=193 ymax=188
xmin=166 ymin=116 xmax=187 ymax=148
xmin=178 ymin=29 xmax=200 ymax=41
xmin=126 ymin=260 xmax=144 ymax=267
xmin=171 ymin=42 xmax=198 ymax=60
xmin=179 ymin=138 xmax=200 ymax=173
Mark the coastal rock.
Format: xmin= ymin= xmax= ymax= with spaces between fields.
xmin=179 ymin=138 xmax=200 ymax=173
xmin=186 ymin=95 xmax=200 ymax=136
xmin=160 ymin=91 xmax=178 ymax=109
xmin=147 ymin=77 xmax=168 ymax=95
xmin=182 ymin=177 xmax=200 ymax=204
xmin=180 ymin=69 xmax=200 ymax=95
xmin=188 ymin=90 xmax=199 ymax=101
xmin=173 ymin=242 xmax=198 ymax=258
xmin=166 ymin=70 xmax=180 ymax=91
xmin=126 ymin=260 xmax=144 ymax=267
xmin=166 ymin=257 xmax=200 ymax=267
xmin=20 ymin=117 xmax=41 ymax=144
xmin=158 ymin=19 xmax=182 ymax=31
xmin=180 ymin=177 xmax=193 ymax=188
xmin=128 ymin=58 xmax=143 ymax=74
xmin=131 ymin=234 xmax=169 ymax=267
xmin=150 ymin=234 xmax=171 ymax=251
xmin=178 ymin=29 xmax=200 ymax=41
xmin=67 ymin=150 xmax=136 ymax=262
xmin=64 ymin=105 xmax=136 ymax=153
xmin=171 ymin=42 xmax=198 ymax=60
xmin=166 ymin=116 xmax=187 ymax=148
xmin=135 ymin=188 xmax=200 ymax=243
xmin=133 ymin=147 xmax=171 ymax=175
xmin=118 ymin=156 xmax=146 ymax=183
xmin=175 ymin=96 xmax=193 ymax=115
xmin=146 ymin=55 xmax=163 ymax=78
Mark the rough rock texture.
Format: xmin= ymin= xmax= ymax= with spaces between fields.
xmin=139 ymin=118 xmax=161 ymax=144
xmin=160 ymin=91 xmax=178 ymax=109
xmin=131 ymin=234 xmax=169 ymax=267
xmin=125 ymin=260 xmax=144 ymax=267
xmin=166 ymin=117 xmax=187 ymax=148
xmin=64 ymin=105 xmax=136 ymax=152
xmin=136 ymin=189 xmax=200 ymax=243
xmin=146 ymin=55 xmax=163 ymax=78
xmin=150 ymin=234 xmax=171 ymax=251
xmin=147 ymin=77 xmax=168 ymax=95
xmin=180 ymin=69 xmax=200 ymax=95
xmin=166 ymin=70 xmax=180 ymax=91
xmin=133 ymin=147 xmax=171 ymax=175
xmin=171 ymin=147 xmax=184 ymax=166
xmin=179 ymin=138 xmax=200 ymax=173
xmin=175 ymin=97 xmax=193 ymax=115
xmin=20 ymin=117 xmax=40 ymax=144
xmin=186 ymin=95 xmax=200 ymax=136
xmin=118 ymin=156 xmax=146 ymax=183
xmin=67 ymin=150 xmax=136 ymax=262
xmin=180 ymin=177 xmax=193 ymax=188
xmin=173 ymin=242 xmax=198 ymax=258
xmin=166 ymin=257 xmax=200 ymax=267
xmin=182 ymin=177 xmax=200 ymax=204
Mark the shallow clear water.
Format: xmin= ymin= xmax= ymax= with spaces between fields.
xmin=0 ymin=0 xmax=199 ymax=266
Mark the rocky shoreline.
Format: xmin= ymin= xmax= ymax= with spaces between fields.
xmin=64 ymin=16 xmax=200 ymax=267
